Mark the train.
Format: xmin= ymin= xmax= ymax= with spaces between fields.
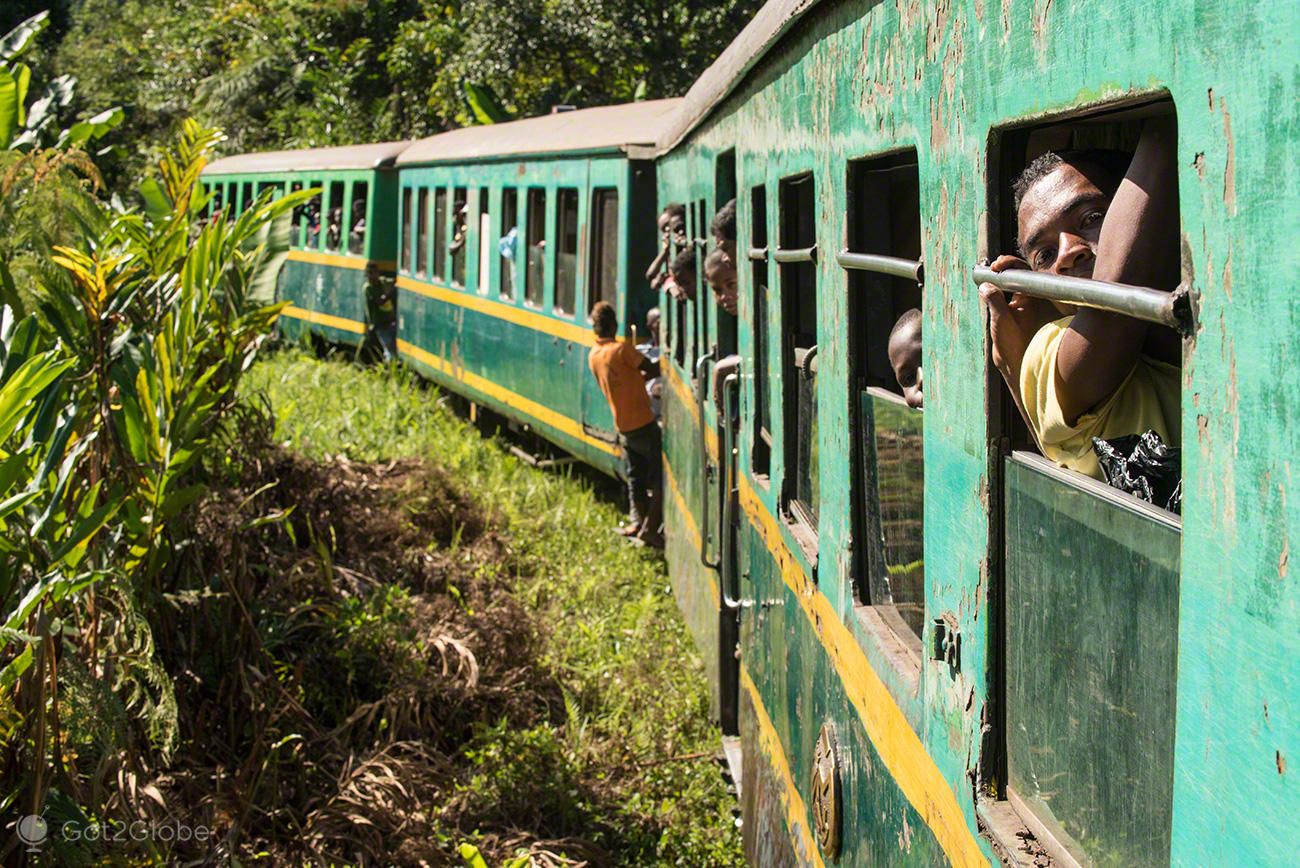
xmin=201 ymin=0 xmax=1299 ymax=864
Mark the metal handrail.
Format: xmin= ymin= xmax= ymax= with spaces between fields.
xmin=772 ymin=245 xmax=817 ymax=264
xmin=836 ymin=250 xmax=924 ymax=284
xmin=747 ymin=246 xmax=768 ymax=261
xmin=972 ymin=266 xmax=1194 ymax=335
xmin=695 ymin=350 xmax=720 ymax=572
xmin=720 ymin=372 xmax=748 ymax=612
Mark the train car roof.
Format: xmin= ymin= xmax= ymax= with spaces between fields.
xmin=641 ymin=0 xmax=819 ymax=156
xmin=395 ymin=98 xmax=683 ymax=165
xmin=203 ymin=141 xmax=413 ymax=175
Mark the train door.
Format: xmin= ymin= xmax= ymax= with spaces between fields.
xmin=579 ymin=160 xmax=623 ymax=446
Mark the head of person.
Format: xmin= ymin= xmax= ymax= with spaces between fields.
xmin=1013 ymin=149 xmax=1132 ymax=279
xmin=704 ymin=247 xmax=738 ymax=315
xmin=710 ymin=199 xmax=737 ymax=260
xmin=887 ymin=308 xmax=923 ymax=410
xmin=352 ymin=199 xmax=366 ymax=219
xmin=669 ymin=248 xmax=697 ymax=300
xmin=662 ymin=203 xmax=687 ymax=247
xmin=591 ymin=300 xmax=618 ymax=339
xmin=646 ymin=307 xmax=661 ymax=345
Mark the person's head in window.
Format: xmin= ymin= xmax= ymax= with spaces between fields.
xmin=1012 ymin=150 xmax=1131 ymax=278
xmin=710 ymin=198 xmax=737 ymax=261
xmin=887 ymin=308 xmax=923 ymax=409
xmin=661 ymin=202 xmax=687 ymax=249
xmin=590 ymin=300 xmax=618 ymax=340
xmin=645 ymin=307 xmax=661 ymax=347
xmin=669 ymin=248 xmax=697 ymax=301
xmin=704 ymin=247 xmax=738 ymax=316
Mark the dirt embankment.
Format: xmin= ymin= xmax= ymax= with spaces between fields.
xmin=148 ymin=449 xmax=610 ymax=866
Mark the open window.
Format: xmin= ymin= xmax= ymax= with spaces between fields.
xmin=500 ymin=188 xmax=518 ymax=300
xmin=451 ymin=186 xmax=467 ymax=286
xmin=433 ymin=188 xmax=448 ymax=281
xmin=777 ymin=174 xmax=818 ymax=540
xmin=239 ymin=182 xmax=253 ymax=214
xmin=554 ymin=187 xmax=579 ymax=315
xmin=845 ymin=149 xmax=925 ymax=661
xmin=750 ymin=184 xmax=771 ymax=478
xmin=588 ymin=188 xmax=619 ymax=312
xmin=326 ymin=181 xmax=345 ymax=251
xmin=305 ymin=181 xmax=323 ymax=250
xmin=982 ymin=97 xmax=1184 ymax=868
xmin=348 ymin=182 xmax=368 ymax=256
xmin=525 ymin=188 xmax=546 ymax=307
xmin=477 ymin=187 xmax=491 ymax=294
xmin=415 ymin=189 xmax=429 ymax=277
xmin=400 ymin=189 xmax=412 ymax=272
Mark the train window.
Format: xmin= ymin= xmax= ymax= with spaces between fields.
xmin=433 ymin=187 xmax=448 ymax=281
xmin=306 ymin=181 xmax=323 ymax=249
xmin=325 ymin=181 xmax=345 ymax=251
xmin=288 ymin=182 xmax=303 ymax=246
xmin=500 ymin=188 xmax=518 ymax=300
xmin=210 ymin=184 xmax=224 ymax=220
xmin=750 ymin=185 xmax=771 ymax=478
xmin=525 ymin=187 xmax=546 ymax=307
xmin=451 ymin=186 xmax=467 ymax=286
xmin=778 ymin=174 xmax=818 ymax=536
xmin=554 ymin=188 xmax=579 ymax=316
xmin=845 ymin=149 xmax=924 ymax=657
xmin=415 ymin=189 xmax=429 ymax=277
xmin=400 ymin=189 xmax=412 ymax=273
xmin=715 ymin=150 xmax=736 ymax=211
xmin=588 ymin=189 xmax=619 ymax=312
xmin=986 ymin=99 xmax=1183 ymax=868
xmin=476 ymin=187 xmax=490 ymax=295
xmin=239 ymin=182 xmax=253 ymax=214
xmin=348 ymin=182 xmax=368 ymax=256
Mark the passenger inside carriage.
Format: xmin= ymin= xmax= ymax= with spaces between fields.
xmin=667 ymin=247 xmax=697 ymax=301
xmin=887 ymin=308 xmax=923 ymax=409
xmin=981 ymin=116 xmax=1181 ymax=483
xmin=646 ymin=203 xmax=687 ymax=292
xmin=710 ymin=198 xmax=737 ymax=263
xmin=705 ymin=246 xmax=741 ymax=410
xmin=588 ymin=301 xmax=664 ymax=548
xmin=637 ymin=307 xmax=663 ymax=419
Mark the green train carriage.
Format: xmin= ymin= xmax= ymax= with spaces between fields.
xmin=652 ymin=0 xmax=1297 ymax=866
xmin=201 ymin=142 xmax=407 ymax=347
xmin=391 ymin=101 xmax=680 ymax=476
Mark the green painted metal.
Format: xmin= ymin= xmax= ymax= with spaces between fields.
xmin=394 ymin=155 xmax=659 ymax=477
xmin=200 ymin=167 xmax=399 ymax=347
xmin=656 ymin=0 xmax=1298 ymax=865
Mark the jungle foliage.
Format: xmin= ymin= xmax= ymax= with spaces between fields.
xmin=4 ymin=0 xmax=763 ymax=188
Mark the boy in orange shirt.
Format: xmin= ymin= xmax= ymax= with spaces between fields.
xmin=589 ymin=301 xmax=663 ymax=547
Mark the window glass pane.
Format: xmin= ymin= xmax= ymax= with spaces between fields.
xmin=525 ymin=188 xmax=546 ymax=306
xmin=400 ymin=189 xmax=412 ymax=272
xmin=348 ymin=182 xmax=368 ymax=255
xmin=500 ymin=189 xmax=518 ymax=300
xmin=451 ymin=187 xmax=467 ymax=286
xmin=554 ymin=188 xmax=578 ymax=314
xmin=433 ymin=188 xmax=448 ymax=281
xmin=859 ymin=390 xmax=923 ymax=640
xmin=326 ymin=181 xmax=345 ymax=251
xmin=416 ymin=189 xmax=429 ymax=277
xmin=589 ymin=188 xmax=619 ymax=311
xmin=477 ymin=187 xmax=491 ymax=294
xmin=1005 ymin=456 xmax=1179 ymax=866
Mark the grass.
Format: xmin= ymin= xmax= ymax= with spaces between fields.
xmin=243 ymin=349 xmax=744 ymax=867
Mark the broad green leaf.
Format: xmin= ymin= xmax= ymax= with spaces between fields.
xmin=0 ymin=69 xmax=16 ymax=149
xmin=463 ymin=81 xmax=511 ymax=125
xmin=139 ymin=176 xmax=172 ymax=223
xmin=13 ymin=63 xmax=29 ymax=127
xmin=58 ymin=105 xmax=124 ymax=149
xmin=0 ymin=12 xmax=48 ymax=62
xmin=0 ymin=643 xmax=33 ymax=691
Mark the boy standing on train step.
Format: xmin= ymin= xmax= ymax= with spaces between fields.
xmin=589 ymin=301 xmax=664 ymax=548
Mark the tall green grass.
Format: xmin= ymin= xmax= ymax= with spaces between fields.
xmin=245 ymin=350 xmax=744 ymax=866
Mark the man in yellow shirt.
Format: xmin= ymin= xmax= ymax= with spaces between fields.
xmin=589 ymin=301 xmax=663 ymax=547
xmin=980 ymin=116 xmax=1181 ymax=480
